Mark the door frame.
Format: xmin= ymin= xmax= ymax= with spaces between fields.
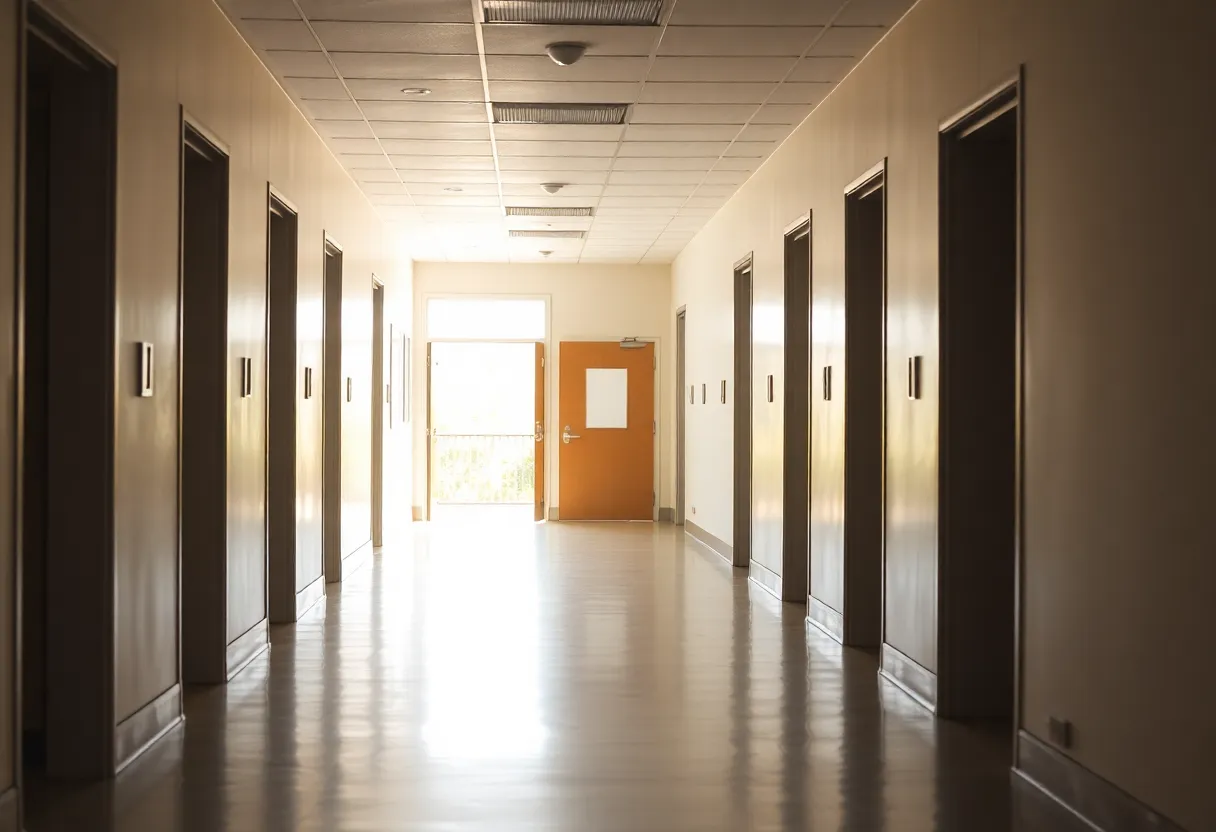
xmin=419 ymin=293 xmax=551 ymax=519
xmin=732 ymin=254 xmax=753 ymax=567
xmin=371 ymin=276 xmax=384 ymax=547
xmin=937 ymin=71 xmax=1025 ymax=740
xmin=674 ymin=306 xmax=686 ymax=526
xmin=556 ymin=335 xmax=662 ymax=522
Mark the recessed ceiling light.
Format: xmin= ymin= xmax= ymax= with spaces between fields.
xmin=443 ymin=187 xmax=464 ymax=192
xmin=401 ymin=87 xmax=432 ymax=96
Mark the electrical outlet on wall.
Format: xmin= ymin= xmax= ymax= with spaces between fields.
xmin=1048 ymin=717 xmax=1074 ymax=749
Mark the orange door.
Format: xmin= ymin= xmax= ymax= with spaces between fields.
xmin=558 ymin=341 xmax=654 ymax=521
xmin=534 ymin=342 xmax=546 ymax=522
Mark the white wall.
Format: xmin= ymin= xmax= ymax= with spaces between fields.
xmin=412 ymin=262 xmax=673 ymax=516
xmin=672 ymin=0 xmax=1216 ymax=828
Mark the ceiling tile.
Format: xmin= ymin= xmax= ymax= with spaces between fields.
xmin=685 ymin=196 xmax=729 ymax=208
xmin=501 ymin=184 xmax=602 ymax=197
xmin=408 ymin=182 xmax=501 ymax=195
xmin=638 ymin=82 xmax=775 ymax=105
xmin=486 ymin=55 xmax=650 ymax=82
xmin=789 ymin=56 xmax=858 ymax=83
xmin=599 ymin=196 xmax=686 ymax=207
xmin=608 ymin=170 xmax=705 ymax=185
xmin=298 ymin=0 xmax=474 ymax=22
xmin=314 ymin=118 xmax=374 ymax=138
xmin=378 ymin=139 xmax=493 ymax=155
xmin=389 ymin=155 xmax=496 ymax=170
xmin=344 ymin=78 xmax=484 ymax=100
xmin=603 ymin=185 xmax=696 ymax=197
xmin=483 ymin=24 xmax=658 ymax=56
xmin=220 ymin=0 xmax=299 ymax=18
xmin=596 ymin=207 xmax=678 ymax=217
xmin=498 ymin=156 xmax=614 ymax=171
xmin=499 ymin=170 xmax=609 ymax=185
xmin=502 ymin=196 xmax=601 ymax=208
xmin=312 ymin=22 xmax=477 ymax=52
xmin=618 ymin=141 xmax=728 ymax=157
xmin=488 ymin=80 xmax=641 ymax=104
xmin=713 ymin=157 xmax=763 ymax=170
xmin=659 ymin=26 xmax=821 ymax=57
xmin=350 ymin=167 xmax=401 ymax=182
xmin=261 ymin=50 xmax=336 ymax=76
xmin=359 ymin=182 xmax=407 ymax=194
xmin=393 ymin=169 xmax=500 ymax=183
xmin=752 ymin=103 xmax=814 ymax=124
xmin=328 ymin=138 xmax=385 ymax=154
xmin=630 ymin=103 xmax=756 ymax=124
xmin=344 ymin=155 xmax=394 ymax=169
xmin=301 ymin=99 xmax=363 ymax=119
xmin=834 ymin=0 xmax=915 ymax=26
xmin=331 ymin=52 xmax=482 ymax=79
xmin=283 ymin=76 xmax=349 ymax=99
xmin=495 ymin=140 xmax=618 ymax=157
xmin=493 ymin=123 xmax=624 ymax=141
xmin=812 ymin=25 xmax=885 ymax=57
xmin=668 ymin=0 xmax=843 ymax=26
xmin=422 ymin=206 xmax=504 ymax=218
xmin=692 ymin=185 xmax=740 ymax=197
xmin=613 ymin=157 xmax=716 ymax=171
xmin=239 ymin=19 xmax=317 ymax=49
xmin=366 ymin=120 xmax=491 ymax=139
xmin=768 ymin=82 xmax=834 ymax=104
xmin=703 ymin=169 xmax=750 ymax=184
xmin=370 ymin=194 xmax=421 ymax=205
xmin=736 ymin=123 xmax=794 ymax=142
xmin=413 ymin=195 xmax=502 ymax=207
xmin=648 ymin=56 xmax=796 ymax=83
xmin=625 ymin=124 xmax=740 ymax=141
xmin=359 ymin=100 xmax=487 ymax=121
xmin=723 ymin=141 xmax=776 ymax=157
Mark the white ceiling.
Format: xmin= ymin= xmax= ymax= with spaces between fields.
xmin=219 ymin=0 xmax=915 ymax=263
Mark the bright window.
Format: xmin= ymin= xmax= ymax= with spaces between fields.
xmin=427 ymin=298 xmax=546 ymax=341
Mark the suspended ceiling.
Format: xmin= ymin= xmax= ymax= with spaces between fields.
xmin=219 ymin=0 xmax=916 ymax=263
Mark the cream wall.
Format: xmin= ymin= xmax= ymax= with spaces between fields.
xmin=412 ymin=262 xmax=673 ymax=517
xmin=8 ymin=0 xmax=410 ymax=764
xmin=673 ymin=0 xmax=1215 ymax=828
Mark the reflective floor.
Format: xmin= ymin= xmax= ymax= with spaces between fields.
xmin=27 ymin=522 xmax=1086 ymax=831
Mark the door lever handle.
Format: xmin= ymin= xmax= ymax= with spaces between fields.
xmin=562 ymin=425 xmax=581 ymax=444
xmin=535 ymin=421 xmax=544 ymax=442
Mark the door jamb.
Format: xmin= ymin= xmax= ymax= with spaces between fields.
xmin=674 ymin=306 xmax=686 ymax=526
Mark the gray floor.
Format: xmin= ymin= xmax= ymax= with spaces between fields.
xmin=27 ymin=521 xmax=1086 ymax=831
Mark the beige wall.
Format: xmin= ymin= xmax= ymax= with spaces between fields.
xmin=27 ymin=0 xmax=408 ymax=732
xmin=0 ymin=0 xmax=16 ymax=799
xmin=673 ymin=0 xmax=1216 ymax=827
xmin=412 ymin=262 xmax=673 ymax=516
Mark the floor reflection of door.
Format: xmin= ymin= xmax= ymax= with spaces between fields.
xmin=558 ymin=341 xmax=655 ymax=521
xmin=428 ymin=341 xmax=541 ymax=518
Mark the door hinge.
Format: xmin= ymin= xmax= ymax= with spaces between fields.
xmin=541 ymin=356 xmax=545 ymax=367
xmin=653 ymin=491 xmax=656 ymax=507
xmin=652 ymin=420 xmax=656 ymax=435
xmin=653 ymin=355 xmax=656 ymax=369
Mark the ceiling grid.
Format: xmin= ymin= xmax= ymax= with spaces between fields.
xmin=220 ymin=0 xmax=917 ymax=263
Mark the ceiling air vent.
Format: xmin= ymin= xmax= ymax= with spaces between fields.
xmin=506 ymin=206 xmax=594 ymax=217
xmin=510 ymin=230 xmax=586 ymax=239
xmin=492 ymin=102 xmax=628 ymax=125
xmin=482 ymin=0 xmax=662 ymax=25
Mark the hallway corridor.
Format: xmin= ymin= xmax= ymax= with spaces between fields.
xmin=28 ymin=523 xmax=1084 ymax=832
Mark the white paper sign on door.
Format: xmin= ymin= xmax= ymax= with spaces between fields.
xmin=586 ymin=368 xmax=628 ymax=428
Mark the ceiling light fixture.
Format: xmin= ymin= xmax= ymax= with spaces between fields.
xmin=401 ymin=87 xmax=432 ymax=96
xmin=506 ymin=206 xmax=594 ymax=217
xmin=482 ymin=0 xmax=663 ymax=26
xmin=545 ymin=42 xmax=587 ymax=66
xmin=540 ymin=183 xmax=566 ymax=195
xmin=511 ymin=230 xmax=586 ymax=239
xmin=443 ymin=187 xmax=464 ymax=192
xmin=540 ymin=250 xmax=554 ymax=257
xmin=493 ymin=102 xmax=628 ymax=125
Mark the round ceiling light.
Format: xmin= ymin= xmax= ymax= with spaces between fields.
xmin=401 ymin=87 xmax=432 ymax=96
xmin=443 ymin=186 xmax=464 ymax=192
xmin=545 ymin=42 xmax=587 ymax=67
xmin=540 ymin=182 xmax=566 ymax=195
xmin=540 ymin=250 xmax=554 ymax=257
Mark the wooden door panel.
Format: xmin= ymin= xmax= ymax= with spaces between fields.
xmin=558 ymin=341 xmax=654 ymax=521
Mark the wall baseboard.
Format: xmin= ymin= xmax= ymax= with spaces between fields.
xmin=295 ymin=574 xmax=326 ymax=619
xmin=686 ymin=521 xmax=733 ymax=566
xmin=411 ymin=505 xmax=425 ymax=521
xmin=657 ymin=506 xmax=674 ymax=523
xmin=114 ymin=683 xmax=182 ymax=773
xmin=548 ymin=507 xmax=559 ymax=521
xmin=807 ymin=596 xmax=844 ymax=643
xmin=880 ymin=642 xmax=938 ymax=712
xmin=1015 ymin=730 xmax=1185 ymax=832
xmin=0 ymin=786 xmax=18 ymax=832
xmin=341 ymin=539 xmax=373 ymax=580
xmin=749 ymin=559 xmax=782 ymax=600
xmin=226 ymin=619 xmax=269 ymax=680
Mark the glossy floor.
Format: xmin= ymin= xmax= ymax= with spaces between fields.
xmin=27 ymin=521 xmax=1085 ymax=831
